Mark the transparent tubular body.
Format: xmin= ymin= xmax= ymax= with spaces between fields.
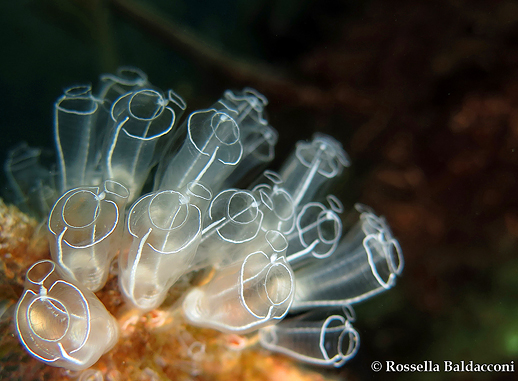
xmin=290 ymin=204 xmax=404 ymax=310
xmin=259 ymin=309 xmax=359 ymax=367
xmin=119 ymin=190 xmax=202 ymax=311
xmin=250 ymin=170 xmax=296 ymax=235
xmin=15 ymin=260 xmax=119 ymax=371
xmin=103 ymin=89 xmax=185 ymax=201
xmin=278 ymin=134 xmax=350 ymax=208
xmin=54 ymin=86 xmax=107 ymax=192
xmin=48 ymin=180 xmax=129 ymax=292
xmin=4 ymin=142 xmax=57 ymax=218
xmin=192 ymin=189 xmax=264 ymax=269
xmin=286 ymin=196 xmax=343 ymax=269
xmin=182 ymin=235 xmax=294 ymax=334
xmin=156 ymin=108 xmax=243 ymax=191
xmin=218 ymin=123 xmax=278 ymax=191
xmin=216 ymin=89 xmax=278 ymax=189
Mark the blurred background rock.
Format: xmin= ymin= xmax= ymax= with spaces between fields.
xmin=1 ymin=0 xmax=518 ymax=380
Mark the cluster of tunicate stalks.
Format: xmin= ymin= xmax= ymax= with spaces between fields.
xmin=5 ymin=67 xmax=403 ymax=371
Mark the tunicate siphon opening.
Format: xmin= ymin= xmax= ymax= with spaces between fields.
xmin=28 ymin=297 xmax=69 ymax=341
xmin=364 ymin=236 xmax=393 ymax=286
xmin=118 ymin=67 xmax=147 ymax=83
xmin=62 ymin=191 xmax=100 ymax=228
xmin=26 ymin=261 xmax=54 ymax=284
xmin=241 ymin=253 xmax=273 ymax=316
xmin=360 ymin=213 xmax=385 ymax=236
xmin=386 ymin=239 xmax=404 ymax=275
xmin=211 ymin=112 xmax=239 ymax=145
xmin=187 ymin=181 xmax=212 ymax=201
xmin=339 ymin=328 xmax=358 ymax=359
xmin=168 ymin=89 xmax=187 ymax=110
xmin=265 ymin=230 xmax=288 ymax=253
xmin=258 ymin=190 xmax=273 ymax=211
xmin=326 ymin=195 xmax=344 ymax=213
xmin=271 ymin=191 xmax=294 ymax=220
xmin=58 ymin=97 xmax=97 ymax=114
xmin=320 ymin=150 xmax=341 ymax=177
xmin=265 ymin=264 xmax=292 ymax=305
xmin=314 ymin=134 xmax=350 ymax=167
xmin=149 ymin=191 xmax=188 ymax=230
xmin=64 ymin=85 xmax=92 ymax=98
xmin=228 ymin=192 xmax=258 ymax=224
xmin=104 ymin=180 xmax=130 ymax=199
xmin=317 ymin=211 xmax=341 ymax=243
xmin=263 ymin=170 xmax=283 ymax=184
xmin=129 ymin=90 xmax=164 ymax=121
xmin=246 ymin=130 xmax=275 ymax=160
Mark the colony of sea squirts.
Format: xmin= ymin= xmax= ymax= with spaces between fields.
xmin=4 ymin=67 xmax=403 ymax=377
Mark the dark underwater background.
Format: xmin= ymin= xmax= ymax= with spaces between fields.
xmin=1 ymin=0 xmax=517 ymax=380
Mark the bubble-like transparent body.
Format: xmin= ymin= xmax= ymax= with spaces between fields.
xmin=290 ymin=204 xmax=404 ymax=310
xmin=54 ymin=85 xmax=106 ymax=192
xmin=278 ymin=134 xmax=350 ymax=208
xmin=156 ymin=108 xmax=243 ymax=191
xmin=119 ymin=190 xmax=202 ymax=310
xmin=48 ymin=180 xmax=129 ymax=292
xmin=216 ymin=89 xmax=278 ymax=189
xmin=104 ymin=89 xmax=185 ymax=201
xmin=183 ymin=246 xmax=294 ymax=334
xmin=259 ymin=308 xmax=359 ymax=367
xmin=15 ymin=260 xmax=119 ymax=371
xmin=250 ymin=170 xmax=296 ymax=235
xmin=192 ymin=188 xmax=264 ymax=269
xmin=286 ymin=196 xmax=343 ymax=269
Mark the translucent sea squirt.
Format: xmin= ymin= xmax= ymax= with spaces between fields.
xmin=15 ymin=260 xmax=119 ymax=371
